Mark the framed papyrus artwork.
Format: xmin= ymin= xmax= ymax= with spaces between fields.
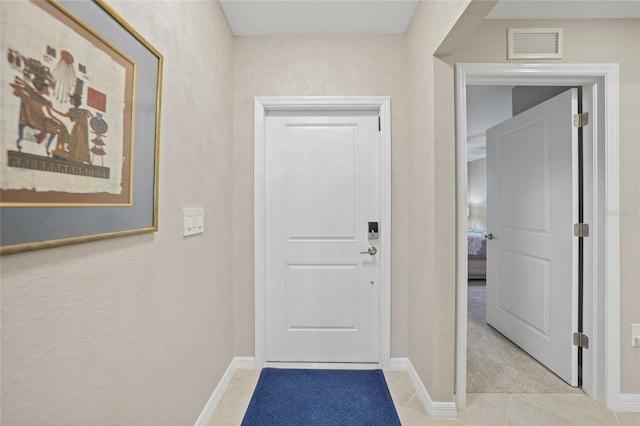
xmin=0 ymin=0 xmax=163 ymax=255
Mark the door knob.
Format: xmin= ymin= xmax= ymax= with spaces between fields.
xmin=486 ymin=233 xmax=495 ymax=240
xmin=360 ymin=246 xmax=377 ymax=256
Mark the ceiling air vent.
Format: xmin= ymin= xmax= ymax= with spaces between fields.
xmin=507 ymin=28 xmax=563 ymax=59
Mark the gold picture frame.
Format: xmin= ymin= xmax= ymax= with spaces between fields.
xmin=0 ymin=0 xmax=163 ymax=255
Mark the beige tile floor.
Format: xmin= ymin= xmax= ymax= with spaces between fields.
xmin=208 ymin=369 xmax=639 ymax=426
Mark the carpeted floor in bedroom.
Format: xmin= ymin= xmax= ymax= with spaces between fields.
xmin=466 ymin=279 xmax=583 ymax=394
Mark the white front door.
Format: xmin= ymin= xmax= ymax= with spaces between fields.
xmin=486 ymin=88 xmax=579 ymax=386
xmin=264 ymin=109 xmax=382 ymax=363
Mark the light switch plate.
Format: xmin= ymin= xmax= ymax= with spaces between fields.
xmin=632 ymin=324 xmax=640 ymax=347
xmin=183 ymin=208 xmax=204 ymax=236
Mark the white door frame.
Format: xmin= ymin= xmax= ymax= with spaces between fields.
xmin=454 ymin=64 xmax=620 ymax=410
xmin=254 ymin=96 xmax=392 ymax=369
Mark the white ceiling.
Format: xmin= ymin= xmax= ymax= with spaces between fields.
xmin=219 ymin=1 xmax=420 ymax=36
xmin=219 ymin=0 xmax=640 ymax=37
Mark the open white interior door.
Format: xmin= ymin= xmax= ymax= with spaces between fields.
xmin=486 ymin=88 xmax=579 ymax=386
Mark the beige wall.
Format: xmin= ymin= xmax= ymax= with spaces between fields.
xmin=232 ymin=34 xmax=411 ymax=357
xmin=406 ymin=0 xmax=472 ymax=402
xmin=448 ymin=19 xmax=640 ymax=393
xmin=0 ymin=1 xmax=235 ymax=424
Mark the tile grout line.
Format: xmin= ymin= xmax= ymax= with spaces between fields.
xmin=402 ymin=392 xmax=419 ymax=416
xmin=503 ymin=394 xmax=512 ymax=426
xmin=614 ymin=411 xmax=621 ymax=426
xmin=221 ymin=398 xmax=240 ymax=426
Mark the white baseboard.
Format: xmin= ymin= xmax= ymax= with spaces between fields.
xmin=616 ymin=394 xmax=640 ymax=412
xmin=389 ymin=357 xmax=410 ymax=371
xmin=234 ymin=356 xmax=257 ymax=370
xmin=390 ymin=357 xmax=458 ymax=419
xmin=194 ymin=357 xmax=257 ymax=426
xmin=264 ymin=362 xmax=381 ymax=370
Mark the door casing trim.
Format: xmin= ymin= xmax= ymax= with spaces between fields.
xmin=254 ymin=96 xmax=392 ymax=369
xmin=454 ymin=63 xmax=620 ymax=410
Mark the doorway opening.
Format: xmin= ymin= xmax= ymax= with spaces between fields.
xmin=454 ymin=63 xmax=621 ymax=411
xmin=465 ymin=85 xmax=586 ymax=394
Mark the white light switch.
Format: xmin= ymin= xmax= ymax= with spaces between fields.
xmin=632 ymin=324 xmax=640 ymax=347
xmin=183 ymin=208 xmax=204 ymax=236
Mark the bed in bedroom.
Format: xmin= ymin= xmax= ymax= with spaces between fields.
xmin=468 ymin=229 xmax=486 ymax=280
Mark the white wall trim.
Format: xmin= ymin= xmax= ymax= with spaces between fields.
xmin=264 ymin=362 xmax=381 ymax=370
xmin=194 ymin=357 xmax=257 ymax=426
xmin=454 ymin=63 xmax=620 ymax=411
xmin=617 ymin=394 xmax=640 ymax=412
xmin=233 ymin=356 xmax=258 ymax=371
xmin=253 ymin=96 xmax=392 ymax=369
xmin=390 ymin=358 xmax=458 ymax=419
xmin=388 ymin=357 xmax=411 ymax=371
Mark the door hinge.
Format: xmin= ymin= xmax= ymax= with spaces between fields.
xmin=574 ymin=223 xmax=590 ymax=237
xmin=573 ymin=332 xmax=590 ymax=349
xmin=378 ymin=116 xmax=381 ymax=132
xmin=573 ymin=112 xmax=589 ymax=128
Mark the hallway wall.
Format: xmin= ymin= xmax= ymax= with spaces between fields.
xmin=405 ymin=0 xmax=474 ymax=403
xmin=232 ymin=34 xmax=411 ymax=358
xmin=0 ymin=1 xmax=235 ymax=424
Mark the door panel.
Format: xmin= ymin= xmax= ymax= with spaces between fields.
xmin=286 ymin=264 xmax=358 ymax=330
xmin=497 ymin=120 xmax=549 ymax=233
xmin=497 ymin=249 xmax=550 ymax=336
xmin=265 ymin=111 xmax=380 ymax=363
xmin=286 ymin=125 xmax=356 ymax=240
xmin=486 ymin=88 xmax=579 ymax=386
